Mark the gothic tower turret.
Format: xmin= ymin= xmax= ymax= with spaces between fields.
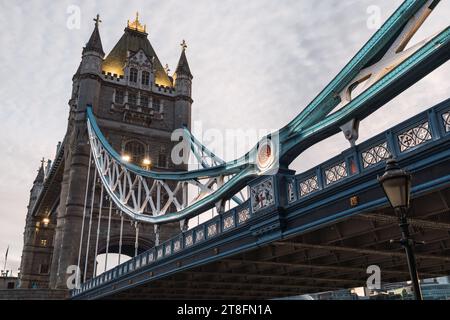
xmin=38 ymin=13 xmax=188 ymax=290
xmin=19 ymin=161 xmax=49 ymax=288
xmin=77 ymin=14 xmax=105 ymax=110
xmin=173 ymin=40 xmax=193 ymax=129
xmin=49 ymin=16 xmax=106 ymax=289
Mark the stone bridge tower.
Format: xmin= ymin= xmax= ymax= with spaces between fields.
xmin=19 ymin=14 xmax=193 ymax=290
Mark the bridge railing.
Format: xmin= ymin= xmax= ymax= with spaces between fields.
xmin=71 ymin=98 xmax=450 ymax=297
xmin=290 ymin=99 xmax=450 ymax=204
xmin=72 ymin=200 xmax=253 ymax=296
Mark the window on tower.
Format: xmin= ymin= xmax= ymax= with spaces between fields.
xmin=142 ymin=71 xmax=150 ymax=86
xmin=39 ymin=264 xmax=49 ymax=274
xmin=124 ymin=140 xmax=146 ymax=165
xmin=141 ymin=95 xmax=149 ymax=107
xmin=158 ymin=153 xmax=167 ymax=168
xmin=153 ymin=98 xmax=160 ymax=110
xmin=115 ymin=90 xmax=124 ymax=104
xmin=128 ymin=93 xmax=137 ymax=105
xmin=130 ymin=68 xmax=138 ymax=83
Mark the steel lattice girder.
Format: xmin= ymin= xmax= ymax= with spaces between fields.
xmin=86 ymin=0 xmax=450 ymax=224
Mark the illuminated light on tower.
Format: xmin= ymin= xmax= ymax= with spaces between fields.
xmin=127 ymin=12 xmax=147 ymax=33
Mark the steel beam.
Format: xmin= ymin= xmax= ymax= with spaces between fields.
xmin=273 ymin=242 xmax=450 ymax=262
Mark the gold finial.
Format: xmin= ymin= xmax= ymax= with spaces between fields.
xmin=127 ymin=11 xmax=146 ymax=33
xmin=164 ymin=64 xmax=170 ymax=74
xmin=93 ymin=14 xmax=102 ymax=27
xmin=180 ymin=39 xmax=187 ymax=51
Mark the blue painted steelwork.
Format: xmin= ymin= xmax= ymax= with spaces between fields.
xmin=182 ymin=126 xmax=243 ymax=205
xmin=86 ymin=0 xmax=450 ymax=224
xmin=73 ymin=98 xmax=450 ymax=299
xmin=292 ymin=98 xmax=450 ymax=203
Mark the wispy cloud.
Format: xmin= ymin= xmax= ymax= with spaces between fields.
xmin=0 ymin=0 xmax=449 ymax=271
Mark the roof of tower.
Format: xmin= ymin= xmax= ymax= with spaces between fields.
xmin=102 ymin=14 xmax=172 ymax=87
xmin=83 ymin=14 xmax=105 ymax=56
xmin=175 ymin=40 xmax=192 ymax=78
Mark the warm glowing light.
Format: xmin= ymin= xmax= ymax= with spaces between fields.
xmin=127 ymin=12 xmax=146 ymax=33
xmin=121 ymin=154 xmax=131 ymax=162
xmin=142 ymin=158 xmax=151 ymax=166
xmin=42 ymin=218 xmax=50 ymax=226
xmin=102 ymin=67 xmax=123 ymax=76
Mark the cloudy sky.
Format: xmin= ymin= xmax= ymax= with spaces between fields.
xmin=0 ymin=0 xmax=449 ymax=274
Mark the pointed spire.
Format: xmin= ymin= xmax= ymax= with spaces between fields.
xmin=83 ymin=14 xmax=104 ymax=56
xmin=34 ymin=158 xmax=45 ymax=184
xmin=175 ymin=40 xmax=192 ymax=78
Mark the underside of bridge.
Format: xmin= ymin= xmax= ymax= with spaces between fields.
xmin=106 ymin=186 xmax=450 ymax=299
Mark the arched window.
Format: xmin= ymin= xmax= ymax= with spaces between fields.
xmin=141 ymin=71 xmax=150 ymax=85
xmin=158 ymin=153 xmax=167 ymax=168
xmin=124 ymin=140 xmax=146 ymax=165
xmin=129 ymin=68 xmax=138 ymax=83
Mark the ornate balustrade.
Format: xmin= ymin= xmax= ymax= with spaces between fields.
xmin=292 ymin=99 xmax=450 ymax=203
xmin=72 ymin=99 xmax=450 ymax=297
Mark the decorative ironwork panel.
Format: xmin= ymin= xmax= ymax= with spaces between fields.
xmin=223 ymin=215 xmax=235 ymax=231
xmin=398 ymin=121 xmax=432 ymax=152
xmin=86 ymin=115 xmax=241 ymax=225
xmin=165 ymin=244 xmax=172 ymax=256
xmin=148 ymin=252 xmax=154 ymax=263
xmin=173 ymin=240 xmax=181 ymax=252
xmin=361 ymin=142 xmax=391 ymax=168
xmin=195 ymin=229 xmax=205 ymax=243
xmin=207 ymin=223 xmax=218 ymax=237
xmin=157 ymin=248 xmax=163 ymax=259
xmin=237 ymin=207 xmax=250 ymax=224
xmin=185 ymin=234 xmax=193 ymax=247
xmin=298 ymin=175 xmax=320 ymax=196
xmin=251 ymin=178 xmax=275 ymax=213
xmin=443 ymin=112 xmax=450 ymax=132
xmin=141 ymin=255 xmax=147 ymax=266
xmin=287 ymin=179 xmax=296 ymax=203
xmin=324 ymin=161 xmax=347 ymax=185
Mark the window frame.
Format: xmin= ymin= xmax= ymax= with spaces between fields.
xmin=141 ymin=71 xmax=150 ymax=86
xmin=129 ymin=68 xmax=138 ymax=83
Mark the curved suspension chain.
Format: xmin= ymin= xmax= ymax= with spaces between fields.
xmin=87 ymin=0 xmax=449 ymax=225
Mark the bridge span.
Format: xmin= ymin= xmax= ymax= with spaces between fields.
xmin=73 ymin=98 xmax=450 ymax=299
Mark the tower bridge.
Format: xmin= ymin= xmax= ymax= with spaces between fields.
xmin=73 ymin=98 xmax=450 ymax=299
xmin=17 ymin=0 xmax=450 ymax=299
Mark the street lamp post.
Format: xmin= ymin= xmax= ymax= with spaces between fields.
xmin=378 ymin=157 xmax=423 ymax=300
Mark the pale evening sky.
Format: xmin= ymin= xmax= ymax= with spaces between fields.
xmin=0 ymin=0 xmax=449 ymax=273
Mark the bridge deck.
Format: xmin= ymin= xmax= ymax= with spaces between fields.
xmin=105 ymin=184 xmax=450 ymax=299
xmin=73 ymin=98 xmax=450 ymax=299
